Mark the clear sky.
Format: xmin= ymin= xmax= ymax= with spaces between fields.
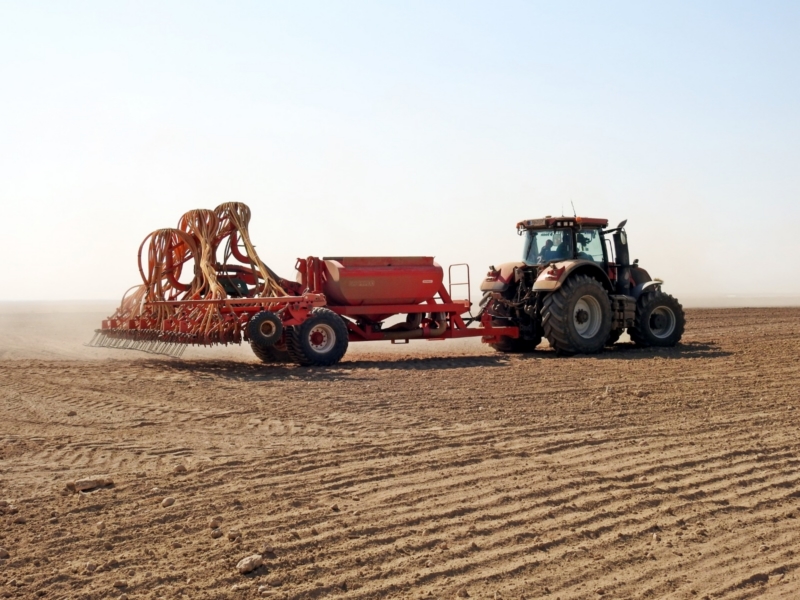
xmin=1 ymin=1 xmax=798 ymax=303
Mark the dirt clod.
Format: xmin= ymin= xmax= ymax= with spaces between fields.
xmin=236 ymin=554 xmax=263 ymax=574
xmin=73 ymin=476 xmax=113 ymax=491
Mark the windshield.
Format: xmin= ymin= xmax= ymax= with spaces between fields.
xmin=522 ymin=229 xmax=573 ymax=265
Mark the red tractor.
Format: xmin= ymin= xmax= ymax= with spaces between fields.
xmin=479 ymin=216 xmax=685 ymax=355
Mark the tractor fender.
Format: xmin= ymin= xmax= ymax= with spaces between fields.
xmin=631 ymin=280 xmax=662 ymax=299
xmin=480 ymin=261 xmax=525 ymax=293
xmin=630 ymin=265 xmax=652 ymax=285
xmin=532 ymin=260 xmax=614 ymax=294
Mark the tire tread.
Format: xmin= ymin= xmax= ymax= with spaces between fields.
xmin=541 ymin=275 xmax=612 ymax=355
xmin=629 ymin=291 xmax=685 ymax=347
xmin=286 ymin=308 xmax=349 ymax=366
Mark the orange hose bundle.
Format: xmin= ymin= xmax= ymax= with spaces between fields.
xmin=215 ymin=202 xmax=286 ymax=297
xmin=110 ymin=284 xmax=148 ymax=322
xmin=91 ymin=202 xmax=285 ymax=356
xmin=137 ymin=228 xmax=200 ymax=326
xmin=178 ymin=209 xmax=225 ymax=300
xmin=177 ymin=209 xmax=230 ymax=339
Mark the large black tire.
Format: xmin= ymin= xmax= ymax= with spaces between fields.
xmin=250 ymin=341 xmax=291 ymax=363
xmin=247 ymin=311 xmax=283 ymax=347
xmin=541 ymin=275 xmax=612 ymax=355
xmin=287 ymin=308 xmax=349 ymax=366
xmin=629 ymin=291 xmax=685 ymax=347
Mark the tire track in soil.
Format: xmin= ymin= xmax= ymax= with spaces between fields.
xmin=0 ymin=308 xmax=799 ymax=599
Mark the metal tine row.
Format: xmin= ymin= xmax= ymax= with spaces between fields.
xmin=87 ymin=331 xmax=188 ymax=358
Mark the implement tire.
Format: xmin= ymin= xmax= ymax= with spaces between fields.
xmin=287 ymin=308 xmax=349 ymax=366
xmin=247 ymin=311 xmax=283 ymax=347
xmin=541 ymin=275 xmax=612 ymax=355
xmin=250 ymin=341 xmax=291 ymax=363
xmin=629 ymin=291 xmax=685 ymax=347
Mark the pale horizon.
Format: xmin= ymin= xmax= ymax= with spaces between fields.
xmin=1 ymin=1 xmax=798 ymax=304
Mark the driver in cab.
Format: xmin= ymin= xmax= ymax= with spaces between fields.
xmin=539 ymin=231 xmax=572 ymax=262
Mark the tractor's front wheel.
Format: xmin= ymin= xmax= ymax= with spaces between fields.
xmin=629 ymin=291 xmax=685 ymax=347
xmin=541 ymin=275 xmax=612 ymax=355
xmin=287 ymin=308 xmax=349 ymax=366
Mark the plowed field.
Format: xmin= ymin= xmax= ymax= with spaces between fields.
xmin=1 ymin=307 xmax=799 ymax=600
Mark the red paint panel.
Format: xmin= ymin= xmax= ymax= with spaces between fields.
xmin=322 ymin=257 xmax=443 ymax=306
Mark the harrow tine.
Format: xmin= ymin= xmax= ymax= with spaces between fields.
xmin=89 ymin=330 xmax=192 ymax=358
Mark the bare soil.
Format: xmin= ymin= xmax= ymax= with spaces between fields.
xmin=1 ymin=307 xmax=799 ymax=599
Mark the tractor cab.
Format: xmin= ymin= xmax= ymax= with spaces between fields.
xmin=518 ymin=216 xmax=609 ymax=266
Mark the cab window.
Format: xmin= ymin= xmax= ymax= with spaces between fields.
xmin=523 ymin=229 xmax=573 ymax=264
xmin=576 ymin=229 xmax=605 ymax=263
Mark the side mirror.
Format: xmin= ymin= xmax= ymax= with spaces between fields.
xmin=617 ymin=219 xmax=627 ymax=229
xmin=633 ymin=258 xmax=639 ymax=266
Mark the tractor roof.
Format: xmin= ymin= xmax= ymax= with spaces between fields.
xmin=517 ymin=216 xmax=609 ymax=230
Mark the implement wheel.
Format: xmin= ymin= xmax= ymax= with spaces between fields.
xmin=287 ymin=308 xmax=349 ymax=366
xmin=247 ymin=311 xmax=283 ymax=347
xmin=250 ymin=341 xmax=291 ymax=363
xmin=629 ymin=291 xmax=685 ymax=347
xmin=541 ymin=275 xmax=612 ymax=355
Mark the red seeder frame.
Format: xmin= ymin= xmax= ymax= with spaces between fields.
xmin=99 ymin=257 xmax=519 ymax=346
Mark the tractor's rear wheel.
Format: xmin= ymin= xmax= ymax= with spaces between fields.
xmin=250 ymin=341 xmax=291 ymax=363
xmin=629 ymin=291 xmax=685 ymax=347
xmin=287 ymin=308 xmax=349 ymax=366
xmin=541 ymin=275 xmax=612 ymax=355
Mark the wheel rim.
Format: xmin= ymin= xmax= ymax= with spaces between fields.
xmin=649 ymin=306 xmax=676 ymax=339
xmin=573 ymin=295 xmax=603 ymax=339
xmin=308 ymin=323 xmax=336 ymax=353
xmin=259 ymin=320 xmax=277 ymax=338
